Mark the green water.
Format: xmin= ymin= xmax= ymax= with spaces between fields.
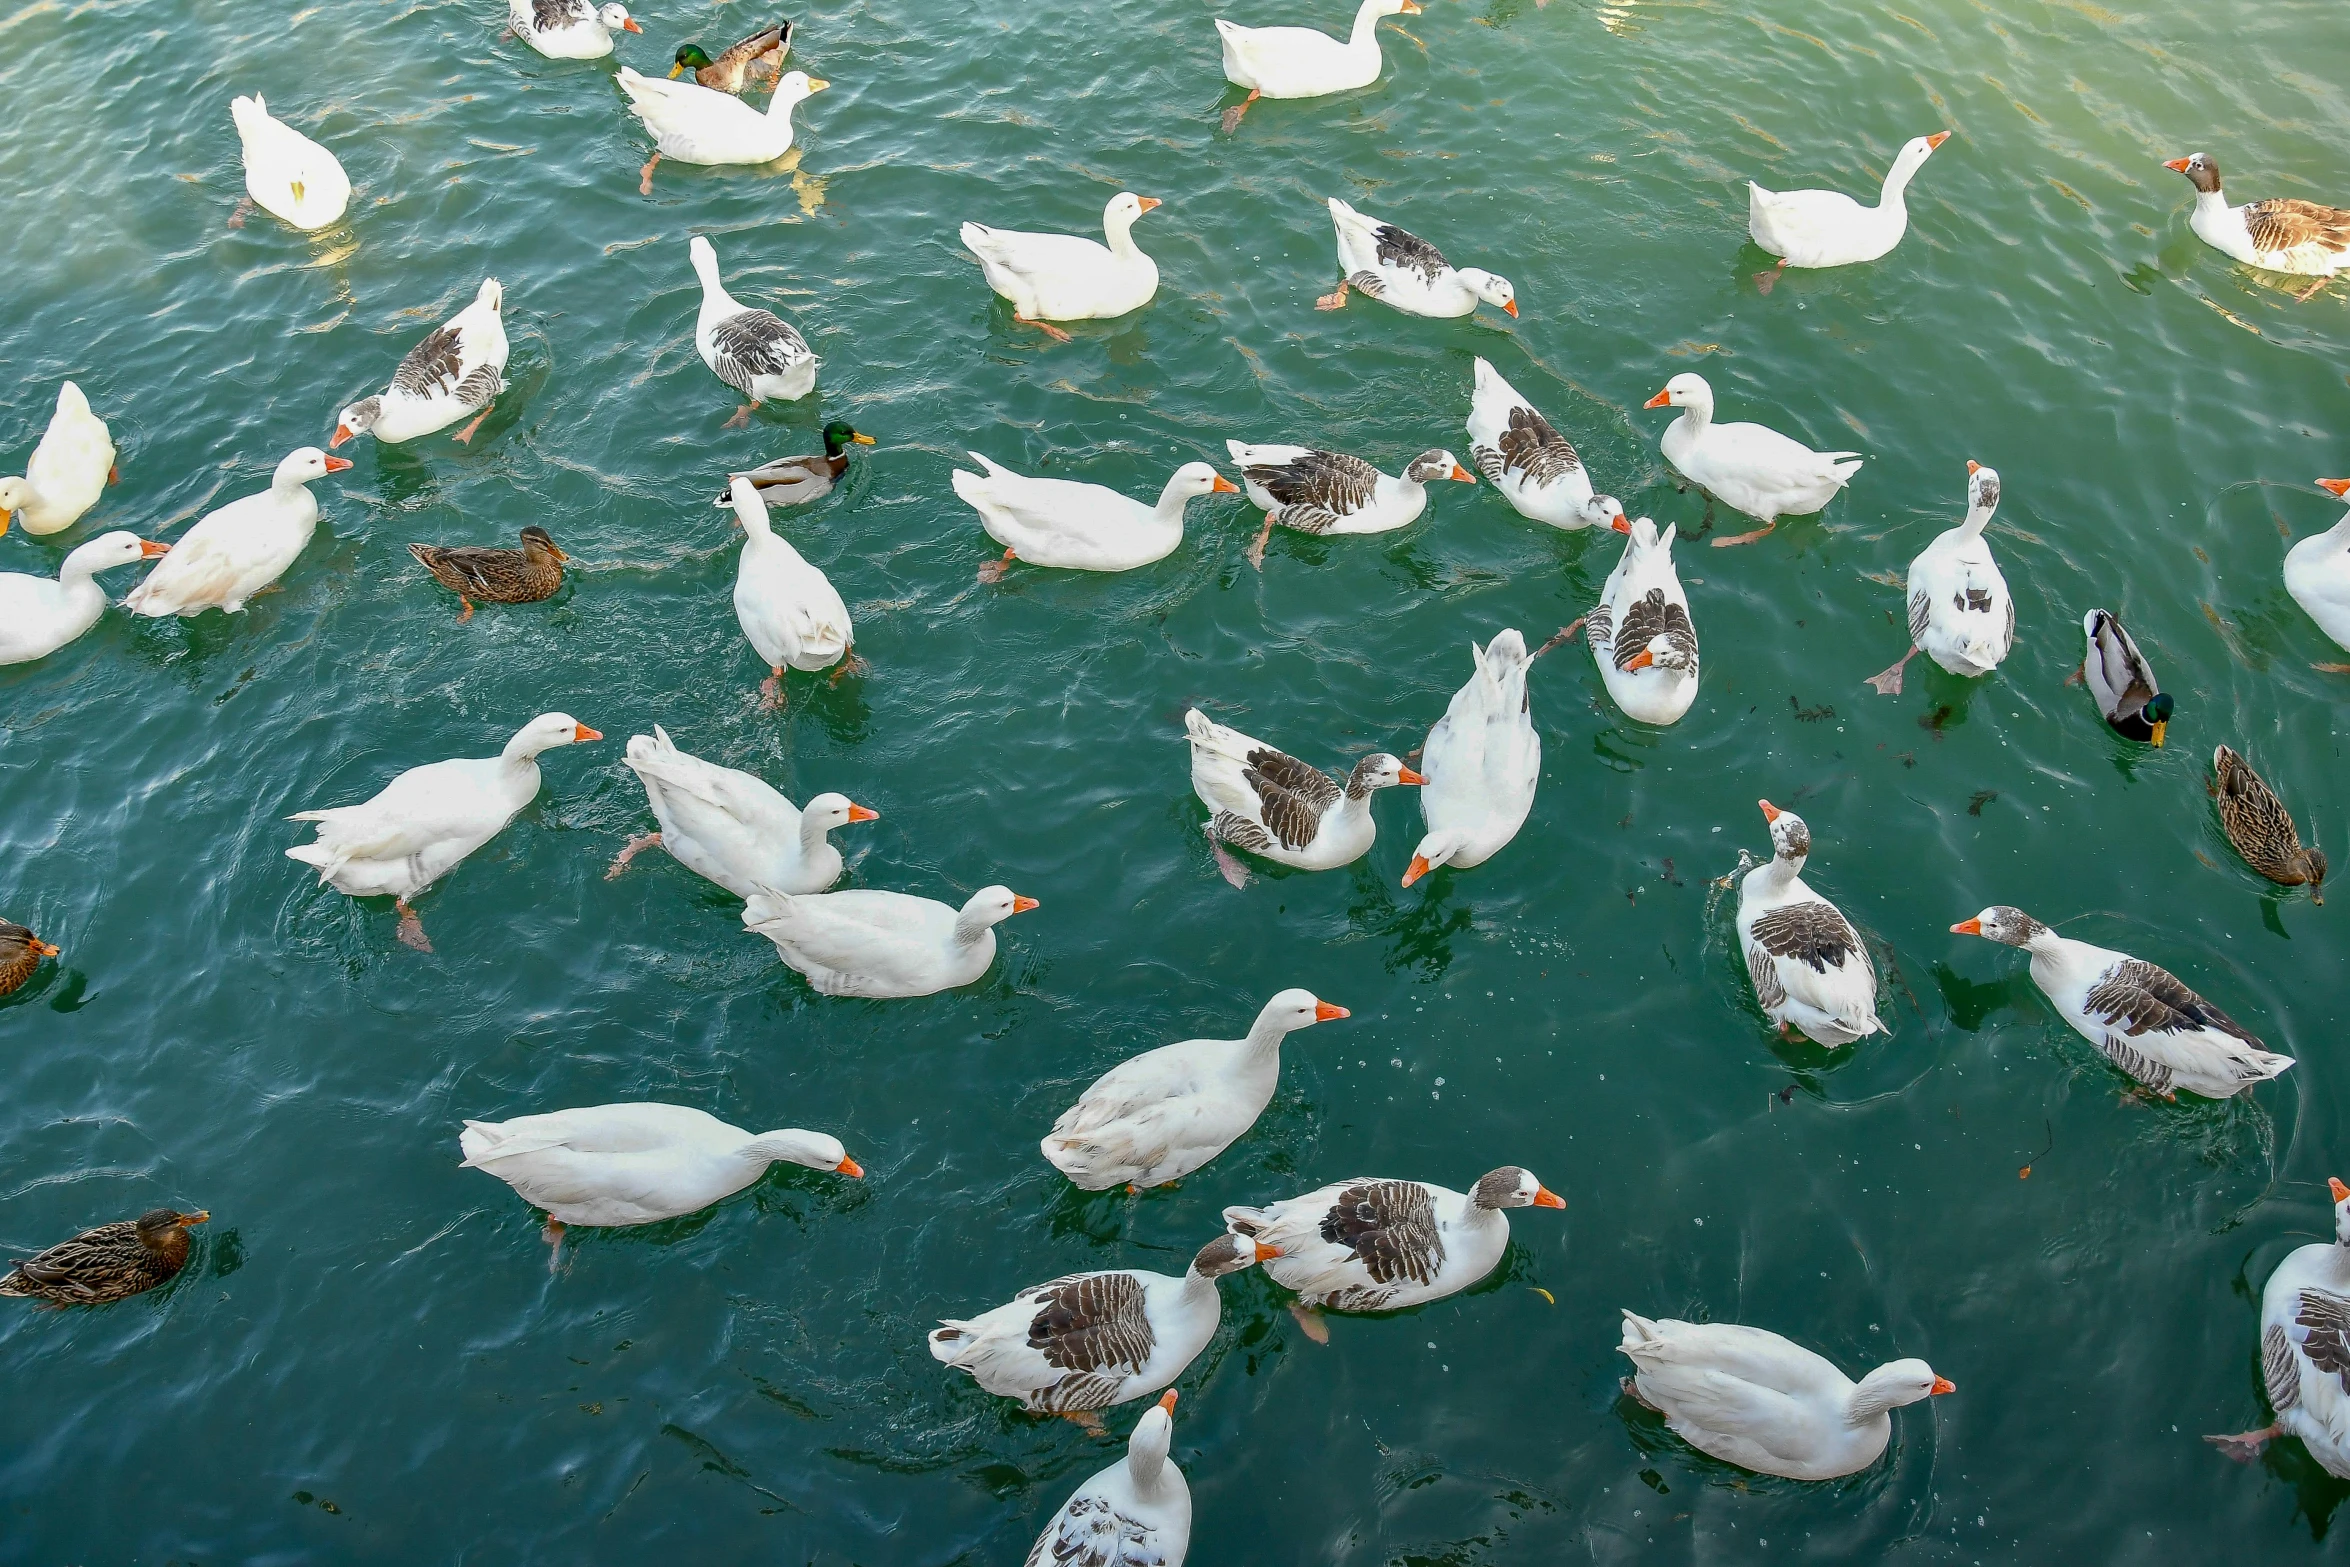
xmin=5 ymin=0 xmax=2349 ymax=1559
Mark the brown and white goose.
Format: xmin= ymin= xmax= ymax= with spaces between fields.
xmin=1225 ymin=440 xmax=1473 ymax=567
xmin=1182 ymin=708 xmax=1423 ymax=885
xmin=2166 ymin=153 xmax=2350 ymax=301
xmin=1026 ymin=1391 xmax=1192 ymax=1565
xmin=2209 ymin=1178 xmax=2350 ymax=1476
xmin=1737 ymin=801 xmax=1884 ymax=1047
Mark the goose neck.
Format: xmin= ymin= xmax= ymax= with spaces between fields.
xmin=1348 ymin=0 xmax=1389 ymax=47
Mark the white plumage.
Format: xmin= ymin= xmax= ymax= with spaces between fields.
xmin=0 ymin=381 xmax=116 ymax=536
xmin=1406 ymin=630 xmax=1538 ymax=885
xmin=1464 ymin=358 xmax=1620 ymax=531
xmin=1737 ymin=802 xmax=1885 ymax=1047
xmin=961 ymin=192 xmax=1162 ymax=325
xmin=1644 ymin=373 xmax=1860 ymax=537
xmin=620 ymin=725 xmax=875 ymax=899
xmin=1588 ymin=518 xmax=1699 ymax=726
xmin=332 ymin=279 xmax=510 ymax=448
xmin=1184 ymin=708 xmax=1421 ymax=876
xmin=0 ymin=533 xmax=168 ymax=667
xmin=122 ymin=448 xmax=348 ymax=618
xmin=1025 ymin=1392 xmax=1191 ymax=1567
xmin=689 ymin=234 xmax=820 ymax=413
xmin=229 ymin=94 xmax=350 ymax=231
xmin=1748 ymin=132 xmax=1949 ymax=270
xmin=743 ymin=884 xmax=1036 ymax=998
xmin=459 ymin=1101 xmax=857 ymax=1228
xmin=1214 ymin=0 xmax=1419 ymax=101
xmin=2285 ymin=479 xmax=2350 ymax=654
xmin=2208 ymin=1180 xmax=2350 ymax=1477
xmin=619 ymin=66 xmax=826 ymax=183
xmin=1868 ymin=461 xmax=2013 ymax=695
xmin=510 ymin=0 xmax=641 ymax=60
xmin=1324 ymin=198 xmax=1515 ymax=318
xmin=951 ymin=452 xmax=1234 ymax=575
xmin=731 ymin=476 xmax=851 ymax=694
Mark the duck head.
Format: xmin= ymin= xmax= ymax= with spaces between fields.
xmin=671 ymin=43 xmax=713 ymax=76
xmin=1757 ymin=798 xmax=1811 ymax=862
xmin=134 ymin=1209 xmax=209 ymax=1249
xmin=1190 ymin=1232 xmax=1280 ymax=1280
xmin=743 ymin=1128 xmax=861 ymax=1178
xmin=2142 ymin=691 xmax=2175 ymax=748
xmin=822 ymin=421 xmax=878 ymax=457
xmin=277 ymin=447 xmax=353 ymax=487
xmin=519 ymin=526 xmax=568 ymax=565
xmin=1847 ymin=1359 xmax=1954 ymax=1422
xmin=1470 ymin=1166 xmax=1566 ymax=1211
xmin=0 ymin=921 xmax=59 ymax=965
xmin=1402 ymin=449 xmax=1476 ymax=486
xmin=2164 ymin=153 xmax=2223 ymax=196
xmin=1456 ymin=267 xmax=1518 ymax=317
xmin=1950 ymin=905 xmax=2049 ymax=948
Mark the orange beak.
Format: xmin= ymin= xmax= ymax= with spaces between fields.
xmin=573 ymin=724 xmax=604 ymax=742
xmin=2320 ymin=478 xmax=2350 ymax=498
xmin=1136 ymin=197 xmax=1163 ymax=213
xmin=1610 ymin=514 xmax=1632 ymax=533
xmin=1929 ymin=1376 xmax=1956 ymax=1396
xmin=621 ymin=16 xmax=642 ymax=30
xmin=2164 ymin=157 xmax=2193 ymax=173
xmin=1951 ymin=918 xmax=1983 ymax=935
xmin=1926 ymin=131 xmax=1951 ymax=149
xmin=1966 ymin=459 xmax=1981 ymax=475
xmin=1210 ymin=474 xmax=1239 ymax=493
xmin=324 ymin=455 xmax=354 ymax=473
xmin=2331 ymin=1177 xmax=2349 ymax=1203
xmin=1158 ymin=1389 xmax=1178 ymax=1412
xmin=1397 ymin=767 xmax=1428 ymax=785
xmin=1313 ymin=1000 xmax=1349 ymax=1021
xmin=834 ymin=1155 xmax=863 ymax=1178
xmin=1501 ymin=299 xmax=1518 ymax=318
xmin=1626 ymin=648 xmax=1656 ymax=671
xmin=1399 ymin=0 xmax=1421 ymax=10
xmin=1448 ymin=464 xmax=1475 ymax=483
xmin=1758 ymin=799 xmax=1781 ymax=821
xmin=330 ymin=425 xmax=353 ymax=448
xmin=183 ymin=1211 xmax=212 ymax=1225
xmin=1252 ymin=1241 xmax=1283 ymax=1260
xmin=1643 ymin=388 xmax=1672 ymax=409
xmin=138 ymin=540 xmax=172 ymax=558
xmin=1533 ymin=1186 xmax=1566 ymax=1209
xmin=847 ymin=803 xmax=880 ymax=822
xmin=1402 ymin=854 xmax=1432 ymax=887
xmin=1011 ymin=894 xmax=1040 ymax=914
xmin=30 ymin=940 xmax=59 ymax=957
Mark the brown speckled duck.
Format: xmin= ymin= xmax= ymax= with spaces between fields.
xmin=408 ymin=526 xmax=568 ymax=621
xmin=2213 ymin=745 xmax=2325 ymax=903
xmin=2 ymin=1209 xmax=209 ymax=1304
xmin=0 ymin=920 xmax=58 ymax=997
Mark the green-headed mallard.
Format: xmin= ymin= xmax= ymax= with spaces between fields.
xmin=0 ymin=920 xmax=59 ymax=997
xmin=713 ymin=422 xmax=874 ymax=510
xmin=2 ymin=1208 xmax=209 ymax=1305
xmin=671 ymin=19 xmax=791 ymax=91
xmin=2213 ymin=745 xmax=2325 ymax=902
xmin=2080 ymin=608 xmax=2174 ymax=745
xmin=408 ymin=526 xmax=568 ymax=621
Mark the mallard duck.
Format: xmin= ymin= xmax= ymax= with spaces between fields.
xmin=2166 ymin=154 xmax=2350 ymax=301
xmin=408 ymin=527 xmax=567 ymax=621
xmin=953 ymin=453 xmax=1235 ymax=578
xmin=510 ymin=0 xmax=641 ymax=59
xmin=961 ymin=192 xmax=1163 ymax=340
xmin=617 ymin=66 xmax=827 ymax=195
xmin=1951 ymin=906 xmax=2292 ymax=1100
xmin=1586 ymin=517 xmax=1699 ymax=726
xmin=228 ymin=94 xmax=349 ymax=231
xmin=2211 ymin=746 xmax=2325 ymax=903
xmin=1 ymin=1209 xmax=209 ymax=1305
xmin=1318 ymin=198 xmax=1516 ymax=317
xmin=2209 ymin=1178 xmax=2350 ymax=1475
xmin=333 ymin=279 xmax=509 ymax=449
xmin=1184 ymin=708 xmax=1422 ymax=885
xmin=1464 ymin=358 xmax=1621 ymax=531
xmin=1215 ymin=0 xmax=1421 ymax=130
xmin=688 ymin=235 xmax=820 ymax=427
xmin=121 ymin=448 xmax=350 ymax=618
xmin=1739 ymin=802 xmax=1884 ymax=1047
xmin=2285 ymin=479 xmax=2350 ymax=656
xmin=285 ymin=713 xmax=603 ymax=952
xmin=1226 ymin=441 xmax=1473 ymax=567
xmin=928 ymin=1235 xmax=1275 ymax=1419
xmin=0 ymin=920 xmax=60 ymax=997
xmin=1042 ymin=990 xmax=1348 ymax=1192
xmin=1867 ymin=460 xmax=2013 ymax=695
xmin=2079 ymin=608 xmax=2172 ymax=745
xmin=1748 ymin=132 xmax=1950 ymax=289
xmin=1643 ymin=373 xmax=1861 ymax=544
xmin=0 ymin=533 xmax=169 ymax=666
xmin=729 ymin=477 xmax=852 ymax=706
xmin=1619 ymin=1311 xmax=1953 ymax=1481
xmin=1028 ymin=1391 xmax=1190 ymax=1564
xmin=672 ymin=20 xmax=790 ymax=90
xmin=613 ymin=724 xmax=876 ymax=896
xmin=744 ymin=884 xmax=1036 ymax=998
xmin=713 ymin=422 xmax=874 ymax=510
xmin=1407 ymin=630 xmax=1539 ymax=884
xmin=0 ymin=381 xmax=117 ymax=536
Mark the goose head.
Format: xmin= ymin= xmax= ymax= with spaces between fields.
xmin=0 ymin=477 xmax=28 ymax=535
xmin=1126 ymin=1390 xmax=1179 ymax=1486
xmin=1950 ymin=904 xmax=2049 ymax=949
xmin=1582 ymin=493 xmax=1628 ymax=531
xmin=799 ymin=792 xmax=880 ymax=840
xmin=953 ymin=885 xmax=1039 ymax=941
xmin=1103 ymin=191 xmax=1163 ymax=242
xmin=1344 ymin=753 xmax=1427 ymax=797
xmin=1455 ymin=267 xmax=1518 ymax=317
xmin=1404 ymin=828 xmax=1469 ymax=886
xmin=1962 ymin=459 xmax=2001 ymax=520
xmin=596 ymin=4 xmax=642 ymax=34
xmin=62 ymin=531 xmax=170 ymax=582
xmin=505 ymin=711 xmax=604 ymax=761
xmin=1160 ymin=461 xmax=1240 ymax=509
xmin=1847 ymin=1359 xmax=1953 ymax=1422
xmin=729 ymin=475 xmax=776 ymax=536
xmin=1757 ymin=799 xmax=1811 ymax=863
xmin=2164 ymin=153 xmax=2223 ymax=197
xmin=743 ymin=1127 xmax=861 ymax=1178
xmin=1885 ymin=131 xmax=1951 ymax=189
xmin=1643 ymin=373 xmax=1713 ymax=418
xmin=2332 ymin=1177 xmax=2350 ymax=1246
xmin=473 ymin=277 xmax=505 ymax=313
xmin=770 ymin=71 xmax=829 ymax=116
xmin=1190 ymin=1232 xmax=1280 ymax=1280
xmin=1470 ymin=1166 xmax=1566 ymax=1211
xmin=1402 ymin=449 xmax=1475 ymax=486
xmin=1252 ymin=988 xmax=1349 ymax=1036
xmin=1625 ymin=631 xmax=1696 ymax=676
xmin=275 ymin=446 xmax=353 ymax=488
xmin=331 ymin=397 xmax=382 ymax=448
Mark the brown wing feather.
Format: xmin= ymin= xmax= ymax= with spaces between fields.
xmin=2244 ymin=198 xmax=2350 ymax=258
xmin=1240 ymin=747 xmax=1341 ymax=850
xmin=390 ymin=324 xmax=466 ymax=399
xmin=2296 ymin=1290 xmax=2350 ymax=1398
xmin=1319 ymin=1180 xmax=1444 ymax=1286
xmin=1249 ymin=451 xmax=1380 ymax=522
xmin=1495 ymin=406 xmax=1580 ymax=486
xmin=1025 ymin=1273 xmax=1155 ymax=1376
xmin=2082 ymin=958 xmax=2261 ymax=1046
xmin=1749 ymin=901 xmax=1858 ymax=973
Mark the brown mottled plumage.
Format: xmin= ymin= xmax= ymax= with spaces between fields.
xmin=0 ymin=921 xmax=58 ymax=997
xmin=2214 ymin=745 xmax=2326 ymax=902
xmin=670 ymin=20 xmax=790 ymax=92
xmin=407 ymin=526 xmax=568 ymax=620
xmin=1 ymin=1209 xmax=209 ymax=1304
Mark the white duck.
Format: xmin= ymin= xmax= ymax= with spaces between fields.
xmin=1042 ymin=989 xmax=1349 ymax=1192
xmin=961 ymin=192 xmax=1163 ymax=341
xmin=1406 ymin=630 xmax=1538 ymax=885
xmin=2166 ymin=153 xmax=2350 ymax=301
xmin=618 ymin=66 xmax=827 ymax=194
xmin=1226 ymin=440 xmax=1473 ymax=567
xmin=1748 ymin=132 xmax=1950 ymax=283
xmin=0 ymin=533 xmax=169 ymax=667
xmin=613 ymin=725 xmax=876 ymax=896
xmin=1214 ymin=0 xmax=1421 ymax=129
xmin=730 ymin=476 xmax=851 ymax=706
xmin=229 ymin=95 xmax=350 ymax=231
xmin=1585 ymin=517 xmax=1698 ymax=726
xmin=1225 ymin=1167 xmax=1563 ymax=1341
xmin=2209 ymin=1178 xmax=2350 ymax=1476
xmin=1319 ymin=198 xmax=1517 ymax=318
xmin=1027 ymin=1390 xmax=1191 ymax=1567
xmin=509 ymin=0 xmax=641 ymax=59
xmin=928 ymin=1234 xmax=1275 ymax=1418
xmin=743 ymin=883 xmax=1036 ymax=998
xmin=285 ymin=712 xmax=602 ymax=951
xmin=688 ymin=234 xmax=819 ymax=426
xmin=2285 ymin=478 xmax=2350 ymax=656
xmin=122 ymin=447 xmax=349 ymax=618
xmin=1739 ymin=802 xmax=1884 ymax=1047
xmin=332 ymin=279 xmax=510 ymax=448
xmin=1618 ymin=1311 xmax=1954 ymax=1481
xmin=1643 ymin=373 xmax=1861 ymax=544
xmin=459 ymin=1101 xmax=857 ymax=1243
xmin=1951 ymin=906 xmax=2292 ymax=1100
xmin=1464 ymin=359 xmax=1621 ymax=531
xmin=1183 ymin=708 xmax=1422 ymax=885
xmin=1866 ymin=461 xmax=2014 ymax=695
xmin=0 ymin=382 xmax=117 ymax=536
xmin=952 ymin=453 xmax=1236 ymax=579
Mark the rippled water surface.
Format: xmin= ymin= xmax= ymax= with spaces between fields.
xmin=6 ymin=0 xmax=2350 ymax=1560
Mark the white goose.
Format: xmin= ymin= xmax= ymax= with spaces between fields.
xmin=1586 ymin=517 xmax=1698 ymax=726
xmin=332 ymin=280 xmax=509 ymax=448
xmin=0 ymin=382 xmax=116 ymax=536
xmin=743 ymin=883 xmax=1036 ymax=998
xmin=1748 ymin=132 xmax=1950 ymax=282
xmin=1042 ymin=989 xmax=1349 ymax=1192
xmin=952 ymin=453 xmax=1236 ymax=579
xmin=928 ymin=1235 xmax=1275 ymax=1418
xmin=1950 ymin=906 xmax=2292 ymax=1100
xmin=1027 ymin=1391 xmax=1191 ymax=1567
xmin=1867 ymin=461 xmax=2014 ymax=695
xmin=961 ymin=192 xmax=1162 ymax=341
xmin=613 ymin=725 xmax=876 ymax=897
xmin=1225 ymin=1167 xmax=1563 ymax=1341
xmin=122 ymin=447 xmax=349 ymax=618
xmin=285 ymin=712 xmax=602 ymax=952
xmin=2209 ymin=1178 xmax=2350 ymax=1476
xmin=2166 ymin=154 xmax=2350 ymax=301
xmin=1183 ymin=708 xmax=1422 ymax=885
xmin=1226 ymin=440 xmax=1473 ymax=567
xmin=0 ymin=533 xmax=169 ymax=667
xmin=229 ymin=95 xmax=350 ymax=231
xmin=1643 ymin=373 xmax=1861 ymax=544
xmin=2286 ymin=478 xmax=2350 ymax=656
xmin=1214 ymin=0 xmax=1420 ymax=129
xmin=1406 ymin=630 xmax=1538 ymax=885
xmin=1619 ymin=1311 xmax=1954 ymax=1481
xmin=1739 ymin=802 xmax=1884 ymax=1047
xmin=1320 ymin=198 xmax=1516 ymax=318
xmin=459 ymin=1101 xmax=858 ymax=1241
xmin=618 ymin=66 xmax=827 ymax=194
xmin=688 ymin=234 xmax=819 ymax=426
xmin=731 ymin=476 xmax=851 ymax=706
xmin=510 ymin=0 xmax=641 ymax=60
xmin=1464 ymin=359 xmax=1621 ymax=531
